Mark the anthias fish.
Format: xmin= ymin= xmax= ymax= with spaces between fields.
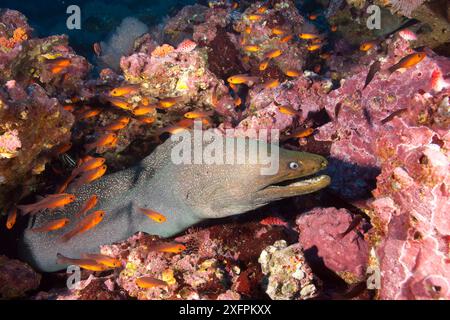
xmin=227 ymin=74 xmax=259 ymax=86
xmin=136 ymin=277 xmax=168 ymax=289
xmin=62 ymin=210 xmax=106 ymax=242
xmin=74 ymin=195 xmax=98 ymax=219
xmin=80 ymin=253 xmax=121 ymax=268
xmin=149 ymin=242 xmax=187 ymax=253
xmin=56 ymin=253 xmax=110 ymax=271
xmin=31 ymin=218 xmax=70 ymax=232
xmin=18 ymin=194 xmax=76 ymax=215
xmin=388 ymin=52 xmax=426 ymax=73
xmin=137 ymin=207 xmax=167 ymax=223
xmin=109 ymin=85 xmax=140 ymax=97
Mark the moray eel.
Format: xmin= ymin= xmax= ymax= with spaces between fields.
xmin=20 ymin=132 xmax=330 ymax=272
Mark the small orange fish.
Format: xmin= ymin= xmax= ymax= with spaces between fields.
xmin=56 ymin=253 xmax=109 ymax=271
xmin=54 ymin=142 xmax=72 ymax=155
xmin=103 ymin=117 xmax=130 ymax=131
xmin=259 ymin=60 xmax=270 ymax=71
xmin=388 ymin=52 xmax=426 ymax=74
xmin=109 ymin=85 xmax=140 ymax=97
xmin=227 ymin=74 xmax=259 ymax=86
xmin=244 ymin=26 xmax=252 ymax=34
xmin=158 ymin=97 xmax=183 ymax=109
xmin=107 ymin=97 xmax=133 ymax=111
xmin=6 ymin=207 xmax=17 ymax=230
xmin=18 ymin=194 xmax=76 ymax=215
xmin=248 ymin=14 xmax=263 ymax=22
xmin=244 ymin=45 xmax=261 ymax=52
xmin=299 ymin=33 xmax=319 ymax=40
xmin=290 ymin=127 xmax=315 ymax=138
xmin=229 ymin=83 xmax=239 ymax=92
xmin=137 ymin=116 xmax=155 ymax=124
xmin=63 ymin=104 xmax=75 ymax=112
xmin=231 ymin=2 xmax=238 ymax=9
xmin=85 ymin=133 xmax=117 ymax=152
xmin=149 ymin=242 xmax=186 ymax=254
xmin=331 ymin=25 xmax=338 ymax=32
xmin=309 ymin=13 xmax=318 ymax=20
xmin=79 ymin=108 xmax=102 ymax=120
xmin=72 ymin=165 xmax=107 ymax=188
xmin=263 ymin=79 xmax=280 ymax=89
xmin=284 ymin=69 xmax=301 ymax=77
xmin=138 ymin=207 xmax=167 ymax=223
xmin=184 ymin=110 xmax=213 ymax=119
xmin=360 ymin=41 xmax=377 ymax=52
xmin=81 ymin=253 xmax=121 ymax=268
xmin=234 ymin=96 xmax=242 ymax=107
xmin=31 ymin=218 xmax=70 ymax=232
xmin=61 ymin=210 xmax=106 ymax=242
xmin=272 ymin=27 xmax=286 ymax=36
xmin=177 ymin=118 xmax=195 ymax=128
xmin=241 ymin=56 xmax=250 ymax=64
xmin=280 ymin=35 xmax=293 ymax=43
xmin=72 ymin=157 xmax=105 ymax=176
xmin=136 ymin=277 xmax=168 ymax=289
xmin=278 ymin=105 xmax=299 ymax=116
xmin=257 ymin=5 xmax=268 ymax=14
xmin=132 ymin=105 xmax=155 ymax=116
xmin=46 ymin=58 xmax=71 ymax=74
xmin=158 ymin=125 xmax=188 ymax=136
xmin=265 ymin=49 xmax=282 ymax=59
xmin=307 ymin=44 xmax=322 ymax=51
xmin=260 ymin=216 xmax=288 ymax=227
xmin=74 ymin=195 xmax=98 ymax=219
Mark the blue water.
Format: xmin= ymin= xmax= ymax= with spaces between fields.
xmin=1 ymin=0 xmax=199 ymax=57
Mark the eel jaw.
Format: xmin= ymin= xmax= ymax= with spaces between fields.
xmin=253 ymin=174 xmax=331 ymax=204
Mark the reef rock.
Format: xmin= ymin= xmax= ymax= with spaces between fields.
xmin=258 ymin=240 xmax=319 ymax=300
xmin=0 ymin=255 xmax=41 ymax=299
xmin=296 ymin=208 xmax=369 ymax=284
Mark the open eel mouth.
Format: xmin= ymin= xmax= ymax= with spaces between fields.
xmin=254 ymin=159 xmax=331 ymax=203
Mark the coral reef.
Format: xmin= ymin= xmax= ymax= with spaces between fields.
xmin=0 ymin=255 xmax=41 ymax=299
xmin=258 ymin=240 xmax=319 ymax=300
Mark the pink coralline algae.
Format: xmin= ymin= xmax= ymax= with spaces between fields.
xmin=296 ymin=207 xmax=369 ymax=284
xmin=0 ymin=129 xmax=21 ymax=159
xmin=370 ymin=119 xmax=450 ymax=300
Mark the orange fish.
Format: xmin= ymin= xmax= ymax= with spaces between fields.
xmin=18 ymin=194 xmax=76 ymax=215
xmin=331 ymin=25 xmax=338 ymax=32
xmin=278 ymin=105 xmax=299 ymax=116
xmin=63 ymin=104 xmax=75 ymax=112
xmin=234 ymin=96 xmax=242 ymax=107
xmin=109 ymin=85 xmax=140 ymax=97
xmin=272 ymin=27 xmax=286 ymax=36
xmin=248 ymin=14 xmax=263 ymax=22
xmin=260 ymin=216 xmax=288 ymax=227
xmin=360 ymin=41 xmax=377 ymax=52
xmin=80 ymin=253 xmax=121 ymax=268
xmin=107 ymin=97 xmax=133 ymax=111
xmin=85 ymin=133 xmax=117 ymax=152
xmin=184 ymin=110 xmax=213 ymax=119
xmin=157 ymin=126 xmax=188 ymax=136
xmin=79 ymin=108 xmax=102 ymax=120
xmin=46 ymin=58 xmax=71 ymax=74
xmin=257 ymin=5 xmax=268 ymax=14
xmin=158 ymin=97 xmax=183 ymax=109
xmin=137 ymin=207 xmax=167 ymax=223
xmin=284 ymin=69 xmax=301 ymax=77
xmin=54 ymin=142 xmax=72 ymax=155
xmin=132 ymin=105 xmax=155 ymax=116
xmin=259 ymin=60 xmax=270 ymax=71
xmin=138 ymin=116 xmax=156 ymax=124
xmin=388 ymin=52 xmax=426 ymax=74
xmin=309 ymin=14 xmax=318 ymax=20
xmin=263 ymin=79 xmax=280 ymax=89
xmin=31 ymin=218 xmax=70 ymax=232
xmin=244 ymin=26 xmax=252 ymax=34
xmin=149 ymin=242 xmax=186 ymax=254
xmin=61 ymin=210 xmax=106 ymax=242
xmin=290 ymin=127 xmax=315 ymax=138
xmin=265 ymin=49 xmax=283 ymax=59
xmin=74 ymin=195 xmax=98 ymax=219
xmin=244 ymin=45 xmax=261 ymax=52
xmin=299 ymin=33 xmax=319 ymax=40
xmin=6 ymin=207 xmax=17 ymax=230
xmin=307 ymin=44 xmax=322 ymax=51
xmin=227 ymin=74 xmax=259 ymax=86
xmin=280 ymin=35 xmax=293 ymax=43
xmin=72 ymin=157 xmax=106 ymax=175
xmin=136 ymin=277 xmax=168 ymax=289
xmin=56 ymin=253 xmax=110 ymax=271
xmin=103 ymin=117 xmax=130 ymax=131
xmin=72 ymin=165 xmax=107 ymax=188
xmin=231 ymin=2 xmax=238 ymax=9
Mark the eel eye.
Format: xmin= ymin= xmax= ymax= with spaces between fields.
xmin=289 ymin=162 xmax=300 ymax=170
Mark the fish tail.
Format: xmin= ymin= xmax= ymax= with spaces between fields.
xmin=17 ymin=204 xmax=37 ymax=216
xmin=56 ymin=253 xmax=71 ymax=264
